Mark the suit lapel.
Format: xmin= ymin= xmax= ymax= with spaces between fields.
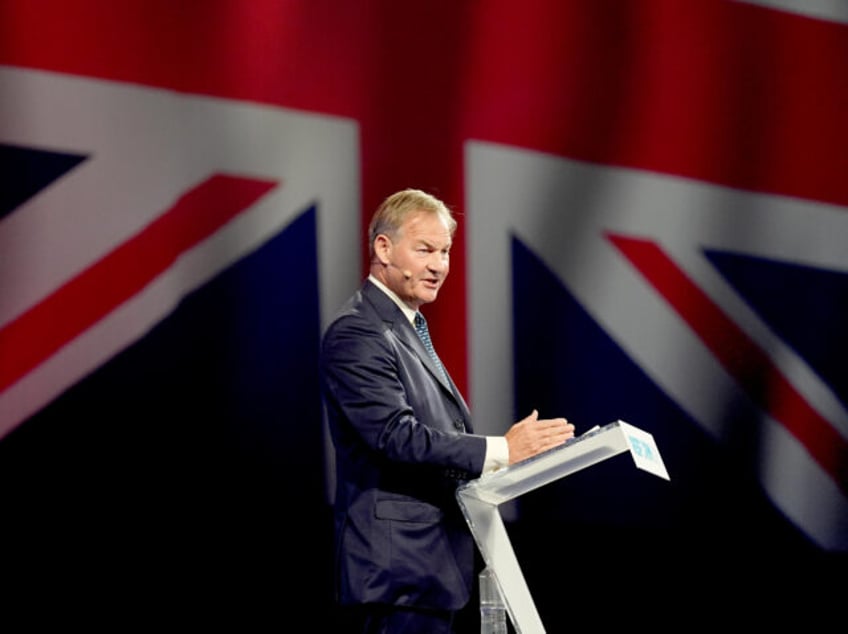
xmin=367 ymin=283 xmax=473 ymax=430
xmin=362 ymin=281 xmax=459 ymax=396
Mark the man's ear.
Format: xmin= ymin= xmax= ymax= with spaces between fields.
xmin=374 ymin=234 xmax=392 ymax=264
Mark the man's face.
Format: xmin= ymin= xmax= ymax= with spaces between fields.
xmin=383 ymin=210 xmax=452 ymax=310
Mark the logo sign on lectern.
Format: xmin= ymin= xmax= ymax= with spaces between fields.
xmin=619 ymin=421 xmax=670 ymax=481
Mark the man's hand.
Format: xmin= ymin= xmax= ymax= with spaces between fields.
xmin=504 ymin=409 xmax=575 ymax=465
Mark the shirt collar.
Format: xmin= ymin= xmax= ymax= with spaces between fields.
xmin=369 ymin=274 xmax=417 ymax=325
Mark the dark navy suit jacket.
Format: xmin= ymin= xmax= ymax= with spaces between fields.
xmin=320 ymin=280 xmax=487 ymax=611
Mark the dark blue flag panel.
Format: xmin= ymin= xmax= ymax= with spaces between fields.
xmin=706 ymin=250 xmax=848 ymax=413
xmin=1 ymin=206 xmax=330 ymax=619
xmin=510 ymin=237 xmax=842 ymax=629
xmin=0 ymin=143 xmax=87 ymax=219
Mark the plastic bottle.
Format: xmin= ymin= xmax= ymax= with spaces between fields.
xmin=479 ymin=566 xmax=508 ymax=634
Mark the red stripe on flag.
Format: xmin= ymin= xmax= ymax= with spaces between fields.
xmin=0 ymin=174 xmax=278 ymax=394
xmin=608 ymin=232 xmax=848 ymax=497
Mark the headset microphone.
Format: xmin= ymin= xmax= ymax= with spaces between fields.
xmin=390 ymin=262 xmax=413 ymax=279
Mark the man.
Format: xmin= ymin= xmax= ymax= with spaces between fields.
xmin=320 ymin=188 xmax=574 ymax=633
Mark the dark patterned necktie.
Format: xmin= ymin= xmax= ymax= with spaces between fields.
xmin=414 ymin=312 xmax=449 ymax=384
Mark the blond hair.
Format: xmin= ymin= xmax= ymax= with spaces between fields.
xmin=368 ymin=189 xmax=457 ymax=257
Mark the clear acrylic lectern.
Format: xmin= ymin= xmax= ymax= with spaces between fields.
xmin=456 ymin=420 xmax=670 ymax=634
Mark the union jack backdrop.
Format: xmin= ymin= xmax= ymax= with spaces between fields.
xmin=1 ymin=0 xmax=845 ymax=628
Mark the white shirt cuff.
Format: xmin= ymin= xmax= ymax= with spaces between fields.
xmin=483 ymin=436 xmax=509 ymax=473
